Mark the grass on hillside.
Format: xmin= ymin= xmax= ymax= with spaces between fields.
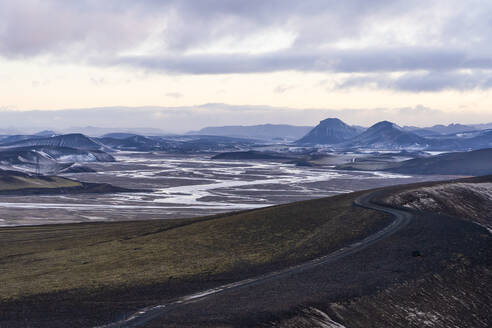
xmin=0 ymin=174 xmax=81 ymax=191
xmin=0 ymin=192 xmax=390 ymax=301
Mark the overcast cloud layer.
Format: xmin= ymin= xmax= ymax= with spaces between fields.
xmin=1 ymin=0 xmax=491 ymax=91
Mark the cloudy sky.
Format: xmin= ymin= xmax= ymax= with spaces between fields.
xmin=1 ymin=0 xmax=491 ymax=132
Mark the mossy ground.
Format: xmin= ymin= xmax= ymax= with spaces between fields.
xmin=0 ymin=191 xmax=389 ymax=302
xmin=0 ymin=175 xmax=81 ymax=191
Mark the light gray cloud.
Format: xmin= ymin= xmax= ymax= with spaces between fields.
xmin=274 ymin=84 xmax=296 ymax=94
xmin=110 ymin=48 xmax=492 ymax=75
xmin=1 ymin=0 xmax=491 ymax=91
xmin=336 ymin=71 xmax=492 ymax=92
xmin=165 ymin=92 xmax=183 ymax=98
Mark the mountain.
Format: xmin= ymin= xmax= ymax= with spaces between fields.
xmin=427 ymin=129 xmax=492 ymax=151
xmin=188 ymin=124 xmax=313 ymax=141
xmin=427 ymin=123 xmax=476 ymax=135
xmin=98 ymin=135 xmax=164 ymax=151
xmin=342 ymin=121 xmax=427 ymax=149
xmin=0 ymin=146 xmax=114 ymax=174
xmin=389 ymin=148 xmax=492 ymax=176
xmin=0 ymin=133 xmax=111 ymax=152
xmin=212 ymin=150 xmax=295 ymax=161
xmin=0 ymin=135 xmax=39 ymax=144
xmin=405 ymin=123 xmax=481 ymax=137
xmin=101 ymin=133 xmax=140 ymax=139
xmin=296 ymin=118 xmax=360 ymax=145
xmin=460 ymin=129 xmax=492 ymax=149
xmin=473 ymin=122 xmax=492 ymax=130
xmin=96 ymin=134 xmax=255 ymax=152
xmin=34 ymin=130 xmax=57 ymax=137
xmin=402 ymin=126 xmax=441 ymax=137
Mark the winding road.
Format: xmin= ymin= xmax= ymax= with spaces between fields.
xmin=96 ymin=191 xmax=414 ymax=328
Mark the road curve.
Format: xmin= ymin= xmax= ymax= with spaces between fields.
xmin=95 ymin=191 xmax=413 ymax=328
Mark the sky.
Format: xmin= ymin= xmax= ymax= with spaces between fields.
xmin=1 ymin=0 xmax=491 ymax=132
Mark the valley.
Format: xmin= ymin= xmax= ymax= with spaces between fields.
xmin=0 ymin=152 xmax=447 ymax=226
xmin=0 ymin=119 xmax=491 ymax=327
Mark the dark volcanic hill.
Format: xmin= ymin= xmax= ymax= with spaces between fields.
xmin=428 ymin=123 xmax=476 ymax=135
xmin=426 ymin=129 xmax=492 ymax=151
xmin=456 ymin=129 xmax=492 ymax=150
xmin=0 ymin=146 xmax=114 ymax=174
xmin=389 ymin=148 xmax=492 ymax=175
xmin=212 ymin=150 xmax=295 ymax=161
xmin=1 ymin=133 xmax=109 ymax=151
xmin=296 ymin=118 xmax=360 ymax=145
xmin=34 ymin=130 xmax=57 ymax=137
xmin=101 ymin=133 xmax=140 ymax=139
xmin=98 ymin=135 xmax=163 ymax=151
xmin=343 ymin=121 xmax=428 ymax=149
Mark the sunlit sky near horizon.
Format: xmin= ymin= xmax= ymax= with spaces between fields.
xmin=1 ymin=0 xmax=492 ymax=131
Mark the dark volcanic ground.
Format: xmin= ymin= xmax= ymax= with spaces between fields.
xmin=1 ymin=187 xmax=489 ymax=328
xmin=137 ymin=191 xmax=492 ymax=328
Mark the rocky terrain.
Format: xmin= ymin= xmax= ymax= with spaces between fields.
xmin=266 ymin=178 xmax=492 ymax=328
xmin=384 ymin=179 xmax=492 ymax=232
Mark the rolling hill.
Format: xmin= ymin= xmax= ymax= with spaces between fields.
xmin=389 ymin=148 xmax=492 ymax=175
xmin=0 ymin=133 xmax=110 ymax=152
xmin=1 ymin=177 xmax=490 ymax=327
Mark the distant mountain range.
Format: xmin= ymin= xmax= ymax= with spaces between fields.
xmin=188 ymin=124 xmax=313 ymax=141
xmin=296 ymin=119 xmax=492 ymax=150
xmin=0 ymin=118 xmax=491 ymax=175
xmin=403 ymin=123 xmax=480 ymax=136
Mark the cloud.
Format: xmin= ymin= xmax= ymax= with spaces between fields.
xmin=165 ymin=92 xmax=183 ymax=98
xmin=336 ymin=71 xmax=492 ymax=91
xmin=274 ymin=84 xmax=296 ymax=94
xmin=1 ymin=1 xmax=492 ymax=91
xmin=108 ymin=48 xmax=492 ymax=74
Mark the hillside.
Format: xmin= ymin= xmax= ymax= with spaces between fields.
xmin=389 ymin=148 xmax=492 ymax=175
xmin=212 ymin=150 xmax=295 ymax=161
xmin=0 ymin=169 xmax=82 ymax=191
xmin=0 ymin=191 xmax=390 ymax=327
xmin=1 ymin=177 xmax=491 ymax=327
xmin=342 ymin=121 xmax=427 ymax=149
xmin=98 ymin=135 xmax=163 ymax=151
xmin=384 ymin=177 xmax=492 ymax=231
xmin=0 ymin=146 xmax=114 ymax=174
xmin=296 ymin=118 xmax=360 ymax=145
xmin=0 ymin=169 xmax=130 ymax=195
xmin=1 ymin=133 xmax=109 ymax=151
